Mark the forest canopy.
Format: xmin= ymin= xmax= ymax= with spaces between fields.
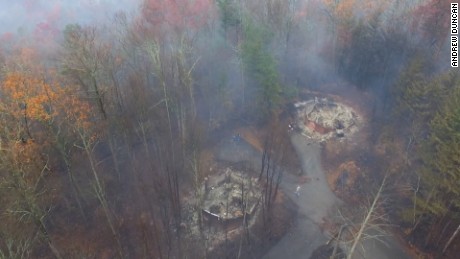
xmin=0 ymin=0 xmax=457 ymax=258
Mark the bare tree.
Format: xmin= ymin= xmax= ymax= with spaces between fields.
xmin=0 ymin=136 xmax=62 ymax=259
xmin=260 ymin=119 xmax=287 ymax=211
xmin=346 ymin=174 xmax=388 ymax=259
xmin=61 ymin=24 xmax=114 ymax=119
xmin=75 ymin=127 xmax=124 ymax=258
xmin=330 ymin=173 xmax=390 ymax=259
xmin=442 ymin=224 xmax=460 ymax=254
xmin=0 ymin=235 xmax=34 ymax=259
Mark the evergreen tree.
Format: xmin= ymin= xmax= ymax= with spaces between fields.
xmin=417 ymin=78 xmax=460 ymax=218
xmin=216 ymin=0 xmax=241 ymax=32
xmin=392 ymin=57 xmax=448 ymax=138
xmin=241 ymin=20 xmax=281 ymax=121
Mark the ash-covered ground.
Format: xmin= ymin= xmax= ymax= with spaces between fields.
xmin=294 ymin=97 xmax=362 ymax=143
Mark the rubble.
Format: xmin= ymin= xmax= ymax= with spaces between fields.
xmin=202 ymin=168 xmax=262 ymax=222
xmin=294 ymin=98 xmax=361 ymax=142
xmin=181 ymin=166 xmax=264 ymax=254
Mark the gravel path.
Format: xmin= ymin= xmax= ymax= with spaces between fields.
xmin=217 ymin=133 xmax=412 ymax=259
xmin=265 ymin=133 xmax=412 ymax=259
xmin=263 ymin=133 xmax=341 ymax=259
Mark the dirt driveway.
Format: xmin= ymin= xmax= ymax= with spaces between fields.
xmin=216 ymin=132 xmax=411 ymax=259
xmin=265 ymin=133 xmax=412 ymax=259
xmin=263 ymin=133 xmax=340 ymax=259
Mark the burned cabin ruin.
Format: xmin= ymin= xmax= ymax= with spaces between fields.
xmin=294 ymin=97 xmax=360 ymax=142
xmin=202 ymin=168 xmax=262 ymax=229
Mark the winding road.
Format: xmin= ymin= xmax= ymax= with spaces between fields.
xmin=263 ymin=133 xmax=340 ymax=259
xmin=217 ymin=132 xmax=412 ymax=259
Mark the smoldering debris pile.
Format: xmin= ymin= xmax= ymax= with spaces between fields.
xmin=294 ymin=97 xmax=360 ymax=142
xmin=180 ymin=167 xmax=263 ymax=254
xmin=202 ymin=168 xmax=262 ymax=223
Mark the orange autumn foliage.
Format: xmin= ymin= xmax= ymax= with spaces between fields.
xmin=1 ymin=72 xmax=98 ymax=142
xmin=2 ymin=73 xmax=58 ymax=122
xmin=0 ymin=71 xmax=99 ymax=191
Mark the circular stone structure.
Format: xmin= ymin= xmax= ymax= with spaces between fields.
xmin=294 ymin=97 xmax=361 ymax=142
xmin=202 ymin=168 xmax=262 ymax=226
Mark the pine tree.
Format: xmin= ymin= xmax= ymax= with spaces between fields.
xmin=418 ymin=81 xmax=460 ymax=217
xmin=241 ymin=20 xmax=281 ymax=121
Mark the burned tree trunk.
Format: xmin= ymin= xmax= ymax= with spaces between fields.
xmin=347 ymin=173 xmax=388 ymax=259
xmin=442 ymin=223 xmax=460 ymax=254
